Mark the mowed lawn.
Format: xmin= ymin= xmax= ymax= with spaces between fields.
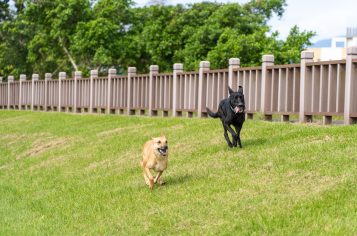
xmin=1 ymin=111 xmax=357 ymax=235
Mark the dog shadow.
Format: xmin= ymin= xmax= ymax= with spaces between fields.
xmin=241 ymin=138 xmax=268 ymax=148
xmin=164 ymin=173 xmax=196 ymax=187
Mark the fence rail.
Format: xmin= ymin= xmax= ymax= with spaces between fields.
xmin=1 ymin=47 xmax=357 ymax=125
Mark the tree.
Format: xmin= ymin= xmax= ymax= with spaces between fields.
xmin=0 ymin=0 xmax=10 ymax=22
xmin=0 ymin=0 xmax=315 ymax=77
xmin=24 ymin=0 xmax=92 ymax=74
xmin=269 ymin=26 xmax=315 ymax=64
xmin=71 ymin=0 xmax=133 ymax=73
xmin=124 ymin=0 xmax=297 ymax=71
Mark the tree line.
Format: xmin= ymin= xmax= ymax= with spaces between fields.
xmin=0 ymin=0 xmax=314 ymax=78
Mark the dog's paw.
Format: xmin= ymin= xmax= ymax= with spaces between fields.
xmin=149 ymin=179 xmax=154 ymax=189
xmin=158 ymin=179 xmax=165 ymax=185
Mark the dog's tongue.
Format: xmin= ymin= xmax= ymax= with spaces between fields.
xmin=234 ymin=106 xmax=240 ymax=113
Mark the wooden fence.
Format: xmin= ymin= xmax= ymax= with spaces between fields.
xmin=1 ymin=47 xmax=357 ymax=125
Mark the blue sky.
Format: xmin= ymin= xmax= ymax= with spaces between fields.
xmin=133 ymin=0 xmax=357 ymax=42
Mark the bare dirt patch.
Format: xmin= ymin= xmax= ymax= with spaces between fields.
xmin=96 ymin=124 xmax=152 ymax=137
xmin=17 ymin=137 xmax=69 ymax=160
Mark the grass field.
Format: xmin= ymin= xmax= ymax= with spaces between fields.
xmin=1 ymin=110 xmax=357 ymax=235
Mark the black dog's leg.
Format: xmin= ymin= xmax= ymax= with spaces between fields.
xmin=234 ymin=124 xmax=243 ymax=148
xmin=222 ymin=121 xmax=233 ymax=147
xmin=223 ymin=121 xmax=237 ymax=147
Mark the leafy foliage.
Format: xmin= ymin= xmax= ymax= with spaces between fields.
xmin=0 ymin=0 xmax=315 ymax=77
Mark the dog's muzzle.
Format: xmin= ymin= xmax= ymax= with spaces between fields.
xmin=158 ymin=146 xmax=168 ymax=156
xmin=233 ymin=106 xmax=245 ymax=114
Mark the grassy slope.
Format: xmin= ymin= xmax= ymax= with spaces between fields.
xmin=0 ymin=110 xmax=357 ymax=235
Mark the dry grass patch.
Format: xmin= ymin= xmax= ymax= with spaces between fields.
xmin=96 ymin=124 xmax=153 ymax=137
xmin=17 ymin=136 xmax=69 ymax=160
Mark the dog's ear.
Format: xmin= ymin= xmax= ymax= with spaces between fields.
xmin=238 ymin=86 xmax=243 ymax=93
xmin=228 ymin=86 xmax=234 ymax=95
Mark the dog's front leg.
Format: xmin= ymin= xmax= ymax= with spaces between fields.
xmin=154 ymin=171 xmax=165 ymax=185
xmin=224 ymin=122 xmax=237 ymax=147
xmin=144 ymin=167 xmax=155 ymax=189
xmin=223 ymin=128 xmax=233 ymax=147
xmin=222 ymin=121 xmax=233 ymax=147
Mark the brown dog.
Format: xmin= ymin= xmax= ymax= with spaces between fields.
xmin=140 ymin=135 xmax=168 ymax=189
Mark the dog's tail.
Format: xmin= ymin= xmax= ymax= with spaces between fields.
xmin=206 ymin=107 xmax=220 ymax=118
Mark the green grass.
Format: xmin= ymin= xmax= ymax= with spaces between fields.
xmin=1 ymin=110 xmax=357 ymax=235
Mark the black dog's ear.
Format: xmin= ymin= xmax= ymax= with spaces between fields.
xmin=228 ymin=86 xmax=234 ymax=95
xmin=238 ymin=86 xmax=243 ymax=93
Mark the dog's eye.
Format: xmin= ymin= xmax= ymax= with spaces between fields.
xmin=165 ymin=141 xmax=168 ymax=144
xmin=157 ymin=140 xmax=161 ymax=144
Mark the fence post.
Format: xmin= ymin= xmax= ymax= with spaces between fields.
xmin=173 ymin=63 xmax=183 ymax=117
xmin=344 ymin=46 xmax=357 ymax=125
xmin=7 ymin=76 xmax=14 ymax=109
xmin=127 ymin=67 xmax=136 ymax=115
xmin=261 ymin=55 xmax=274 ymax=121
xmin=148 ymin=65 xmax=159 ymax=116
xmin=89 ymin=70 xmax=97 ymax=113
xmin=299 ymin=51 xmax=314 ymax=123
xmin=44 ymin=73 xmax=51 ymax=111
xmin=74 ymin=71 xmax=81 ymax=113
xmin=107 ymin=68 xmax=116 ymax=114
xmin=58 ymin=72 xmax=66 ymax=112
xmin=19 ymin=74 xmax=26 ymax=110
xmin=198 ymin=61 xmax=210 ymax=118
xmin=228 ymin=58 xmax=240 ymax=89
xmin=31 ymin=74 xmax=39 ymax=110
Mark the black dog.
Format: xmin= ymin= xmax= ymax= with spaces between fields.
xmin=206 ymin=86 xmax=245 ymax=148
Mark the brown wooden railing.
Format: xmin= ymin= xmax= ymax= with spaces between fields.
xmin=1 ymin=47 xmax=357 ymax=125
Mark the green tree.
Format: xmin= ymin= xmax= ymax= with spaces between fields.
xmin=124 ymin=0 xmax=299 ymax=72
xmin=0 ymin=0 xmax=33 ymax=77
xmin=0 ymin=0 xmax=10 ymax=22
xmin=269 ymin=25 xmax=315 ymax=64
xmin=24 ymin=0 xmax=92 ymax=74
xmin=0 ymin=0 xmax=315 ymax=77
xmin=71 ymin=0 xmax=133 ymax=73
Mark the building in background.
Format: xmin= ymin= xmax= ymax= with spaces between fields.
xmin=307 ymin=27 xmax=357 ymax=61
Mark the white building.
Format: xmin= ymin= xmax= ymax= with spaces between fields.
xmin=307 ymin=27 xmax=357 ymax=61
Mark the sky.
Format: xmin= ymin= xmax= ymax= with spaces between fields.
xmin=133 ymin=0 xmax=357 ymax=42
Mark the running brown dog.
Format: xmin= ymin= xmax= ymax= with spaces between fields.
xmin=140 ymin=135 xmax=169 ymax=189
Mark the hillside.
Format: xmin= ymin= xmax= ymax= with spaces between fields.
xmin=1 ymin=111 xmax=357 ymax=235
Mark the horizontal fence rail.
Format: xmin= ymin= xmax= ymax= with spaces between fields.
xmin=1 ymin=47 xmax=357 ymax=125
